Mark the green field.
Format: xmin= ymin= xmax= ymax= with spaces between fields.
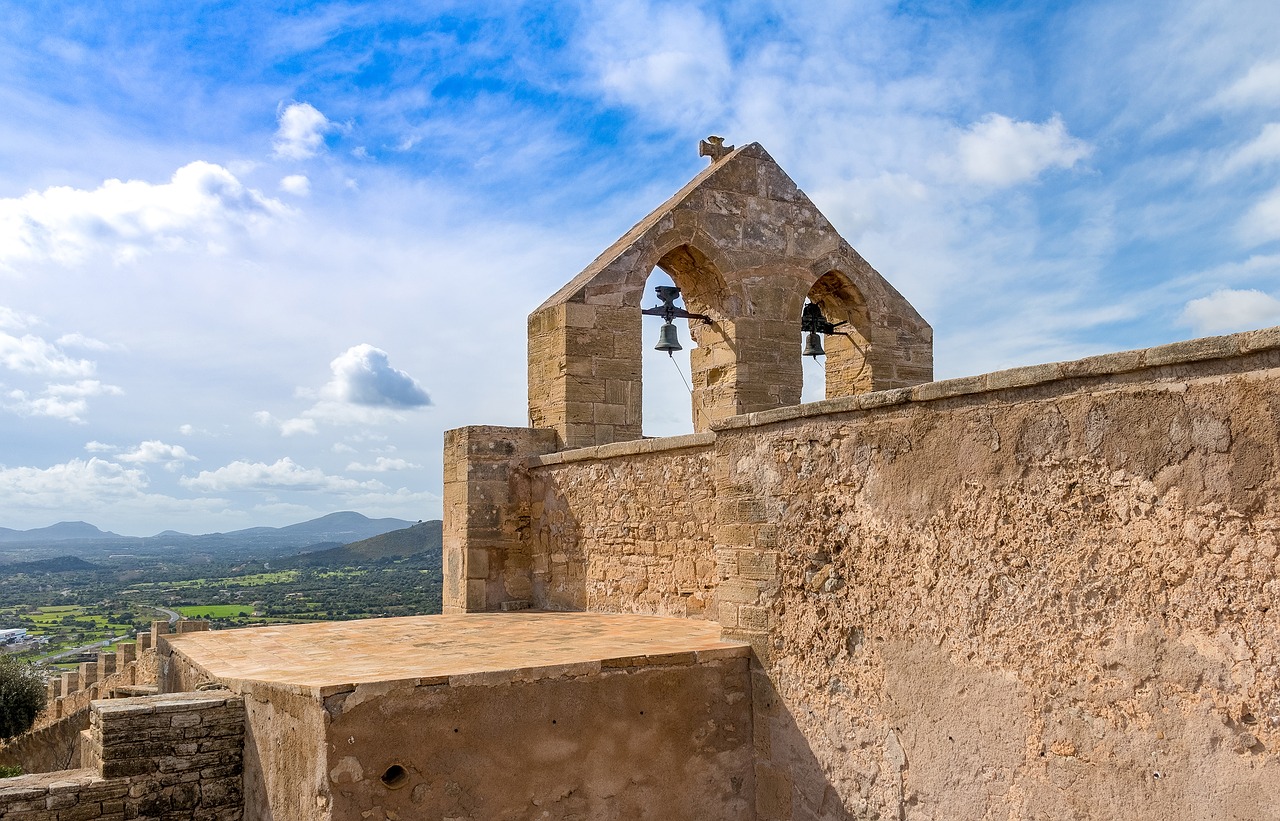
xmin=176 ymin=605 xmax=256 ymax=619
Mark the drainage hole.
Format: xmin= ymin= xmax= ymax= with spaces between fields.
xmin=381 ymin=765 xmax=409 ymax=790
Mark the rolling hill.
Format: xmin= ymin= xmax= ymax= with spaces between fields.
xmin=283 ymin=520 xmax=443 ymax=567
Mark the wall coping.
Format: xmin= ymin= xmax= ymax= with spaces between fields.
xmin=519 ymin=326 xmax=1279 ymax=463
xmin=711 ymin=325 xmax=1280 ymax=431
xmin=528 ymin=431 xmax=716 ymax=467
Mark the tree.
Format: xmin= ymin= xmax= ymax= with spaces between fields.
xmin=0 ymin=655 xmax=47 ymax=739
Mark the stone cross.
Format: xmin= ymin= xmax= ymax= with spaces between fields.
xmin=699 ymin=135 xmax=734 ymax=162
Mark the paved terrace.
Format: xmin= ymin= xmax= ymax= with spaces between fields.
xmin=164 ymin=612 xmax=749 ymax=695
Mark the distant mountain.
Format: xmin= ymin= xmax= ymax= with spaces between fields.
xmin=217 ymin=511 xmax=415 ymax=544
xmin=3 ymin=555 xmax=101 ymax=572
xmin=0 ymin=521 xmax=122 ymax=543
xmin=284 ymin=520 xmax=443 ymax=567
xmin=0 ymin=512 xmax=418 ymax=560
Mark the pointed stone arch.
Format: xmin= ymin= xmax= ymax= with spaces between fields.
xmin=807 ymin=270 xmax=874 ymax=397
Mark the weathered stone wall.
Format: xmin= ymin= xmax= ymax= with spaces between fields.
xmin=442 ymin=425 xmax=558 ymax=613
xmin=240 ymin=684 xmax=330 ymax=821
xmin=711 ymin=329 xmax=1280 ymax=820
xmin=452 ymin=325 xmax=1280 ymax=820
xmin=524 ymin=433 xmax=718 ymax=616
xmin=320 ymin=654 xmax=753 ymax=821
xmin=0 ymin=692 xmax=244 ymax=820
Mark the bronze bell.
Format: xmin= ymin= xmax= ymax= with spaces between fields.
xmin=655 ymin=321 xmax=682 ymax=354
xmin=803 ymin=331 xmax=825 ymax=358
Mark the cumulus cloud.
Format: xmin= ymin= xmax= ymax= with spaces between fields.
xmin=346 ymin=456 xmax=419 ymax=472
xmin=116 ymin=440 xmax=197 ymax=470
xmin=273 ymin=103 xmax=333 ymax=160
xmin=1181 ymin=288 xmax=1280 ymax=335
xmin=253 ymin=410 xmax=318 ymax=437
xmin=280 ymin=174 xmax=311 ymax=196
xmin=321 ymin=344 xmax=431 ymax=408
xmin=180 ymin=457 xmax=378 ymax=493
xmin=0 ymin=458 xmax=149 ymax=501
xmin=0 ymin=161 xmax=288 ymax=267
xmin=5 ymin=380 xmax=123 ymax=423
xmin=84 ymin=440 xmax=114 ymax=452
xmin=0 ymin=330 xmax=95 ymax=377
xmin=957 ymin=114 xmax=1092 ymax=187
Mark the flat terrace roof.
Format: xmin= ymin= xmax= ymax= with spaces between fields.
xmin=164 ymin=612 xmax=749 ymax=696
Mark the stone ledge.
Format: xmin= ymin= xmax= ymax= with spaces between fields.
xmin=710 ymin=325 xmax=1280 ymax=431
xmin=528 ymin=431 xmax=716 ymax=467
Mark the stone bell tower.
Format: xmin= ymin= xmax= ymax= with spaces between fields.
xmin=445 ymin=138 xmax=933 ymax=614
xmin=527 ymin=138 xmax=933 ymax=449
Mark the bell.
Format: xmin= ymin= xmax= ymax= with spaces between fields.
xmin=803 ymin=331 xmax=825 ymax=358
xmin=655 ymin=321 xmax=683 ymax=354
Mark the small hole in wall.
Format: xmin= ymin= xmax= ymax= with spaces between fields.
xmin=381 ymin=765 xmax=409 ymax=790
xmin=551 ymin=719 xmax=557 ymax=725
xmin=453 ymin=728 xmax=459 ymax=733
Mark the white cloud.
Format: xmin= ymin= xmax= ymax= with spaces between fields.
xmin=0 ymin=161 xmax=289 ymax=267
xmin=346 ymin=456 xmax=419 ymax=472
xmin=273 ymin=102 xmax=333 ymax=160
xmin=116 ymin=440 xmax=197 ymax=469
xmin=56 ymin=332 xmax=119 ymax=352
xmin=582 ymin=0 xmax=732 ymax=126
xmin=280 ymin=174 xmax=311 ymax=196
xmin=0 ymin=307 xmax=38 ymax=331
xmin=0 ymin=458 xmax=149 ymax=501
xmin=5 ymin=380 xmax=123 ymax=423
xmin=1215 ymin=60 xmax=1280 ymax=109
xmin=84 ymin=440 xmax=114 ymax=452
xmin=332 ymin=442 xmax=356 ymax=454
xmin=0 ymin=331 xmax=95 ymax=377
xmin=1181 ymin=288 xmax=1280 ymax=335
xmin=320 ymin=344 xmax=431 ymax=408
xmin=1217 ymin=123 xmax=1280 ymax=177
xmin=254 ymin=410 xmax=319 ymax=437
xmin=957 ymin=114 xmax=1092 ymax=187
xmin=180 ymin=457 xmax=379 ymax=493
xmin=1238 ymin=186 xmax=1280 ymax=246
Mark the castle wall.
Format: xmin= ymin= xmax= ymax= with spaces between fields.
xmin=715 ymin=329 xmax=1280 ymax=820
xmin=319 ymin=654 xmax=753 ymax=821
xmin=449 ymin=325 xmax=1280 ymax=820
xmin=524 ymin=433 xmax=718 ymax=616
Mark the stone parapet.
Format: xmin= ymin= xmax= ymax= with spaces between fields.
xmin=0 ymin=692 xmax=244 ymax=820
xmin=711 ymin=324 xmax=1280 ymax=431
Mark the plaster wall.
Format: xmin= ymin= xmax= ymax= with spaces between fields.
xmin=240 ymin=684 xmax=329 ymax=821
xmin=456 ymin=327 xmax=1280 ymax=819
xmin=320 ymin=657 xmax=754 ymax=821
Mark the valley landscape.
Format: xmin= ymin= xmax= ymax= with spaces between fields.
xmin=0 ymin=513 xmax=443 ymax=669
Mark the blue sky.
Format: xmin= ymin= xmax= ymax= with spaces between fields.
xmin=2 ymin=0 xmax=1278 ymax=536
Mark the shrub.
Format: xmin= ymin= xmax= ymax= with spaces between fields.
xmin=0 ymin=655 xmax=47 ymax=739
xmin=0 ymin=764 xmax=22 ymax=778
